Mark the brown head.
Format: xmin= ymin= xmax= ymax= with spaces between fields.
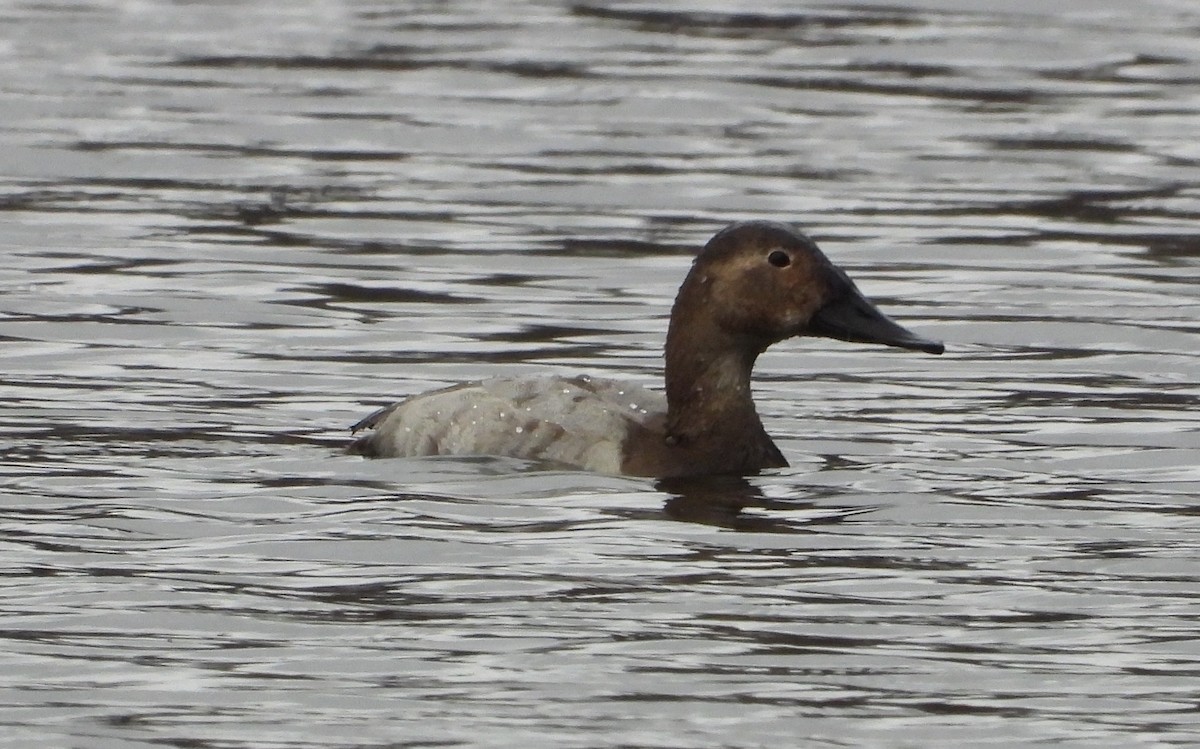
xmin=666 ymin=221 xmax=943 ymax=363
xmin=661 ymin=221 xmax=942 ymax=467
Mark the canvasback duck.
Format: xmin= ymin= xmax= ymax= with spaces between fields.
xmin=350 ymin=221 xmax=943 ymax=477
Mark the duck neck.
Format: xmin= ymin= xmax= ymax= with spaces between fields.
xmin=663 ymin=321 xmax=783 ymax=470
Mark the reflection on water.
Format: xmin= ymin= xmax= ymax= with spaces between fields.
xmin=1 ymin=1 xmax=1198 ymax=747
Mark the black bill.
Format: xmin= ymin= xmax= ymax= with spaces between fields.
xmin=807 ymin=268 xmax=944 ymax=355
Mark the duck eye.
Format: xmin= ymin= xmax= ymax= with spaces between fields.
xmin=767 ymin=249 xmax=791 ymax=268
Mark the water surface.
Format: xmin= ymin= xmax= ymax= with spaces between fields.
xmin=1 ymin=1 xmax=1198 ymax=747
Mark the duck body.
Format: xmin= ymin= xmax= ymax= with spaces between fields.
xmin=351 ymin=374 xmax=668 ymax=475
xmin=350 ymin=221 xmax=943 ymax=478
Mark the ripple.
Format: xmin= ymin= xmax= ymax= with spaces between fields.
xmin=2 ymin=0 xmax=1199 ymax=747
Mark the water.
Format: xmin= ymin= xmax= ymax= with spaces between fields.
xmin=2 ymin=1 xmax=1198 ymax=747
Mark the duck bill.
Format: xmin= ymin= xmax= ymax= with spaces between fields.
xmin=807 ymin=272 xmax=944 ymax=355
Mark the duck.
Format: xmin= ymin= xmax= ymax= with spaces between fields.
xmin=349 ymin=221 xmax=943 ymax=478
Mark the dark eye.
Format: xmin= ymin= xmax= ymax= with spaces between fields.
xmin=767 ymin=249 xmax=791 ymax=268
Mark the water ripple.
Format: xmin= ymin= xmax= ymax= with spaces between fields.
xmin=2 ymin=0 xmax=1199 ymax=747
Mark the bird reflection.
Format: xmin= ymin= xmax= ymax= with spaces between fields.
xmin=656 ymin=474 xmax=860 ymax=532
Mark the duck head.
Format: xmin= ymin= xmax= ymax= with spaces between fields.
xmin=661 ymin=221 xmax=943 ymax=458
xmin=666 ymin=221 xmax=944 ymax=358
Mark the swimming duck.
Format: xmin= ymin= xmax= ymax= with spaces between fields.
xmin=350 ymin=221 xmax=943 ymax=477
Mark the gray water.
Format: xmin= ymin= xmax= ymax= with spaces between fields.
xmin=2 ymin=1 xmax=1198 ymax=747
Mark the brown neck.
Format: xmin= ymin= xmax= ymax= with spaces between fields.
xmin=663 ymin=316 xmax=785 ymax=472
